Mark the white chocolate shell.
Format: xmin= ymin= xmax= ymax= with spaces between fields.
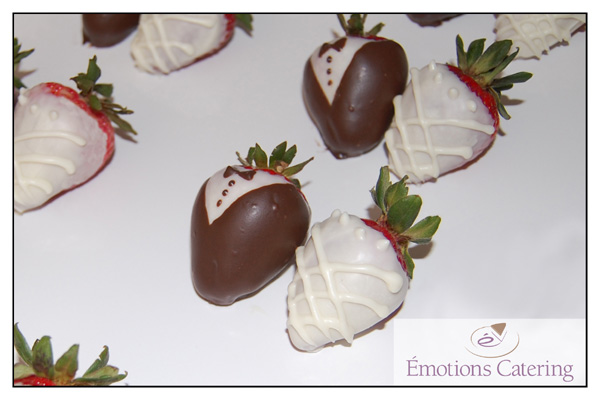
xmin=385 ymin=62 xmax=495 ymax=183
xmin=14 ymin=85 xmax=107 ymax=213
xmin=494 ymin=14 xmax=586 ymax=59
xmin=287 ymin=210 xmax=409 ymax=352
xmin=131 ymin=14 xmax=227 ymax=74
xmin=204 ymin=166 xmax=291 ymax=225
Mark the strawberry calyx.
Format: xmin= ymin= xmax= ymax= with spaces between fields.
xmin=70 ymin=55 xmax=137 ymax=135
xmin=13 ymin=323 xmax=127 ymax=386
xmin=14 ymin=38 xmax=34 ymax=89
xmin=337 ymin=14 xmax=385 ymax=39
xmin=236 ymin=142 xmax=313 ymax=189
xmin=454 ymin=35 xmax=533 ymax=120
xmin=230 ymin=14 xmax=253 ymax=36
xmin=369 ymin=167 xmax=441 ymax=278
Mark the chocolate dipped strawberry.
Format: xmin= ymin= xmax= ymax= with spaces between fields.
xmin=13 ymin=56 xmax=136 ymax=213
xmin=287 ymin=167 xmax=440 ymax=352
xmin=303 ymin=14 xmax=409 ymax=159
xmin=494 ymin=14 xmax=586 ymax=59
xmin=131 ymin=14 xmax=252 ymax=74
xmin=82 ymin=13 xmax=141 ymax=47
xmin=191 ymin=142 xmax=313 ymax=306
xmin=385 ymin=35 xmax=532 ymax=183
xmin=13 ymin=324 xmax=127 ymax=386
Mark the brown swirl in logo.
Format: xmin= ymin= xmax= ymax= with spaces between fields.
xmin=466 ymin=322 xmax=520 ymax=358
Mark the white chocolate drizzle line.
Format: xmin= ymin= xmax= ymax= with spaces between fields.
xmin=289 ymin=211 xmax=404 ymax=347
xmin=495 ymin=14 xmax=586 ymax=59
xmin=136 ymin=14 xmax=217 ymax=74
xmin=14 ymin=130 xmax=87 ymax=198
xmin=387 ymin=63 xmax=495 ymax=182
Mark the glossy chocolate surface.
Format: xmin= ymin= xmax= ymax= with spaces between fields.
xmin=407 ymin=14 xmax=461 ymax=27
xmin=191 ymin=173 xmax=310 ymax=306
xmin=303 ymin=38 xmax=408 ymax=159
xmin=82 ymin=14 xmax=140 ymax=47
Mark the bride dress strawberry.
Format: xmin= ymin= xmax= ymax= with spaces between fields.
xmin=385 ymin=35 xmax=532 ymax=183
xmin=494 ymin=14 xmax=586 ymax=59
xmin=303 ymin=14 xmax=408 ymax=159
xmin=14 ymin=56 xmax=136 ymax=213
xmin=287 ymin=167 xmax=440 ymax=351
xmin=131 ymin=14 xmax=252 ymax=74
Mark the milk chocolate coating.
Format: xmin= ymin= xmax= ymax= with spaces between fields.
xmin=407 ymin=14 xmax=461 ymax=27
xmin=303 ymin=39 xmax=408 ymax=159
xmin=82 ymin=14 xmax=140 ymax=47
xmin=191 ymin=178 xmax=310 ymax=306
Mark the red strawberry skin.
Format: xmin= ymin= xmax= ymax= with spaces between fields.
xmin=446 ymin=64 xmax=500 ymax=135
xmin=14 ymin=375 xmax=56 ymax=386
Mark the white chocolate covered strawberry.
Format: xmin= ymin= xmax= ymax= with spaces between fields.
xmin=494 ymin=14 xmax=586 ymax=59
xmin=385 ymin=35 xmax=532 ymax=183
xmin=131 ymin=14 xmax=252 ymax=74
xmin=287 ymin=167 xmax=440 ymax=352
xmin=14 ymin=56 xmax=136 ymax=213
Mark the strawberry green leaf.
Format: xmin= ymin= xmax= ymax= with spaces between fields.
xmin=492 ymin=71 xmax=533 ymax=89
xmin=54 ymin=344 xmax=79 ymax=383
xmin=384 ymin=176 xmax=409 ymax=212
xmin=253 ymin=144 xmax=268 ymax=168
xmin=282 ymin=145 xmax=298 ymax=165
xmin=466 ymin=38 xmax=486 ymax=70
xmin=269 ymin=141 xmax=288 ymax=168
xmin=402 ymin=246 xmax=415 ymax=279
xmin=86 ymin=55 xmax=101 ymax=82
xmin=387 ymin=195 xmax=422 ymax=234
xmin=281 ymin=157 xmax=313 ymax=178
xmin=31 ymin=336 xmax=54 ymax=379
xmin=456 ymin=35 xmax=467 ymax=70
xmin=371 ymin=166 xmax=391 ymax=213
xmin=13 ymin=38 xmax=34 ymax=89
xmin=13 ymin=324 xmax=33 ymax=365
xmin=83 ymin=346 xmax=109 ymax=377
xmin=235 ymin=14 xmax=253 ymax=36
xmin=73 ymin=367 xmax=127 ymax=386
xmin=14 ymin=363 xmax=35 ymax=380
xmin=88 ymin=94 xmax=102 ymax=111
xmin=404 ymin=216 xmax=442 ymax=244
xmin=93 ymin=83 xmax=113 ymax=98
xmin=472 ymin=39 xmax=512 ymax=75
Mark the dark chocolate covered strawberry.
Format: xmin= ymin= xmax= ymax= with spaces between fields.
xmin=191 ymin=142 xmax=313 ymax=306
xmin=303 ymin=14 xmax=409 ymax=159
xmin=82 ymin=13 xmax=141 ymax=47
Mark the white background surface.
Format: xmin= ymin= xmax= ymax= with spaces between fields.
xmin=12 ymin=13 xmax=586 ymax=386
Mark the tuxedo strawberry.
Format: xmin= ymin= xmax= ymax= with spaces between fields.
xmin=13 ymin=324 xmax=127 ymax=386
xmin=385 ymin=35 xmax=532 ymax=183
xmin=303 ymin=14 xmax=409 ymax=159
xmin=494 ymin=14 xmax=586 ymax=59
xmin=191 ymin=142 xmax=313 ymax=306
xmin=131 ymin=13 xmax=252 ymax=74
xmin=14 ymin=56 xmax=136 ymax=213
xmin=287 ymin=167 xmax=440 ymax=352
xmin=82 ymin=13 xmax=141 ymax=47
